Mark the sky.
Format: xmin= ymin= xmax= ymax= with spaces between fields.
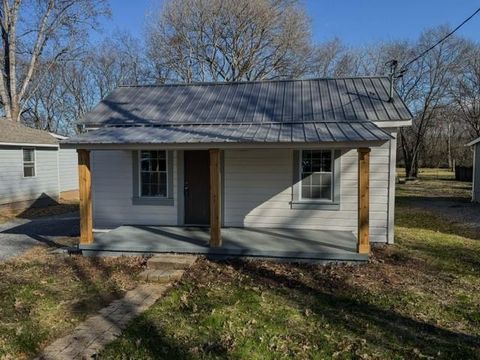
xmin=97 ymin=0 xmax=480 ymax=46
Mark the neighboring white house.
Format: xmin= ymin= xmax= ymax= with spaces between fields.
xmin=467 ymin=137 xmax=480 ymax=202
xmin=0 ymin=120 xmax=78 ymax=207
xmin=62 ymin=77 xmax=412 ymax=258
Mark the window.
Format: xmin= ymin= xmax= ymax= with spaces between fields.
xmin=139 ymin=150 xmax=167 ymax=197
xmin=300 ymin=150 xmax=333 ymax=201
xmin=23 ymin=148 xmax=35 ymax=177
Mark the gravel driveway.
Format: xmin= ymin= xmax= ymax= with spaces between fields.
xmin=0 ymin=212 xmax=79 ymax=261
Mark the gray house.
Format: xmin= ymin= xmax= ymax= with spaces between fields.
xmin=0 ymin=120 xmax=78 ymax=208
xmin=467 ymin=137 xmax=480 ymax=202
xmin=63 ymin=77 xmax=412 ymax=260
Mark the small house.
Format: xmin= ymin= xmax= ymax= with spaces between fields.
xmin=0 ymin=120 xmax=78 ymax=209
xmin=62 ymin=77 xmax=412 ymax=260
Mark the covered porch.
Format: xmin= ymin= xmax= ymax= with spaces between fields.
xmin=79 ymin=226 xmax=367 ymax=261
xmin=74 ymin=144 xmax=373 ymax=261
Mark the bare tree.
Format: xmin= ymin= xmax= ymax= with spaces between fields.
xmin=395 ymin=27 xmax=467 ymax=178
xmin=0 ymin=0 xmax=109 ymax=122
xmin=146 ymin=0 xmax=312 ymax=83
xmin=311 ymin=38 xmax=359 ymax=77
xmin=451 ymin=42 xmax=480 ymax=138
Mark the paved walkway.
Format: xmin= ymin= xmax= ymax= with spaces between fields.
xmin=0 ymin=212 xmax=78 ymax=261
xmin=39 ymin=283 xmax=169 ymax=360
xmin=39 ymin=254 xmax=197 ymax=359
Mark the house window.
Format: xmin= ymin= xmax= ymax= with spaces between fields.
xmin=23 ymin=148 xmax=35 ymax=177
xmin=139 ymin=150 xmax=167 ymax=197
xmin=300 ymin=150 xmax=333 ymax=201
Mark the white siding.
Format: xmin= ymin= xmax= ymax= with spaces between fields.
xmin=91 ymin=143 xmax=394 ymax=243
xmin=59 ymin=149 xmax=79 ymax=191
xmin=387 ymin=131 xmax=397 ymax=244
xmin=474 ymin=143 xmax=480 ymax=202
xmin=91 ymin=150 xmax=178 ymax=229
xmin=0 ymin=146 xmax=59 ymax=205
xmin=223 ymin=144 xmax=391 ymax=243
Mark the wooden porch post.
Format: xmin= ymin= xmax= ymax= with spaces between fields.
xmin=209 ymin=149 xmax=222 ymax=247
xmin=357 ymin=148 xmax=370 ymax=254
xmin=77 ymin=149 xmax=93 ymax=245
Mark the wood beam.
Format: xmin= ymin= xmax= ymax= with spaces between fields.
xmin=357 ymin=148 xmax=370 ymax=254
xmin=209 ymin=148 xmax=222 ymax=247
xmin=78 ymin=149 xmax=93 ymax=245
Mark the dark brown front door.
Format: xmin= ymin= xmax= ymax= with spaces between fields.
xmin=184 ymin=150 xmax=210 ymax=225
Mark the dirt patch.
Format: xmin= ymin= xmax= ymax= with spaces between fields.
xmin=0 ymin=199 xmax=78 ymax=224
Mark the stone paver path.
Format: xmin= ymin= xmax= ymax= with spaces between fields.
xmin=39 ymin=283 xmax=169 ymax=360
xmin=38 ymin=254 xmax=197 ymax=360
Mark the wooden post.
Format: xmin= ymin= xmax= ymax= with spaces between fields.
xmin=209 ymin=148 xmax=222 ymax=247
xmin=357 ymin=148 xmax=370 ymax=254
xmin=78 ymin=149 xmax=93 ymax=245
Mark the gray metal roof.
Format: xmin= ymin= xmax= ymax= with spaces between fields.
xmin=81 ymin=77 xmax=412 ymax=126
xmin=63 ymin=121 xmax=392 ymax=145
xmin=0 ymin=119 xmax=58 ymax=146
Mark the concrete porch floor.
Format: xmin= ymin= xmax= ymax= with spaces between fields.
xmin=79 ymin=226 xmax=367 ymax=262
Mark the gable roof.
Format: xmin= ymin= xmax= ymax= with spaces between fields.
xmin=0 ymin=120 xmax=58 ymax=146
xmin=81 ymin=77 xmax=412 ymax=127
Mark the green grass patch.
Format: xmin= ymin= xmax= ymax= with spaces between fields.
xmin=0 ymin=248 xmax=143 ymax=359
xmin=100 ymin=199 xmax=480 ymax=359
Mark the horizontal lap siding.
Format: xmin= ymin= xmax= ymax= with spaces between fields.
xmin=224 ymin=145 xmax=390 ymax=243
xmin=59 ymin=149 xmax=79 ymax=191
xmin=0 ymin=147 xmax=59 ymax=204
xmin=91 ymin=150 xmax=177 ymax=228
xmin=474 ymin=144 xmax=480 ymax=202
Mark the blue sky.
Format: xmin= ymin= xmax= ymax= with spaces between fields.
xmin=97 ymin=0 xmax=480 ymax=45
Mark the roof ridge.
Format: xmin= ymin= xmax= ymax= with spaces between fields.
xmin=117 ymin=76 xmax=390 ymax=89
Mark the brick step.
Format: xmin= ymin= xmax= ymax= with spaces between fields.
xmin=139 ymin=269 xmax=185 ymax=283
xmin=147 ymin=254 xmax=197 ymax=270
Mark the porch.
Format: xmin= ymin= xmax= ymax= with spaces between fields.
xmin=79 ymin=226 xmax=367 ymax=262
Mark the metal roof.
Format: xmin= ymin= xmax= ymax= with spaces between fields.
xmin=63 ymin=121 xmax=392 ymax=146
xmin=0 ymin=119 xmax=58 ymax=146
xmin=80 ymin=77 xmax=412 ymax=126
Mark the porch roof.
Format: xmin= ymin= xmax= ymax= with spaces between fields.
xmin=62 ymin=121 xmax=392 ymax=147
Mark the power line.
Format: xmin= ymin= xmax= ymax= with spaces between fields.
xmin=401 ymin=6 xmax=480 ymax=70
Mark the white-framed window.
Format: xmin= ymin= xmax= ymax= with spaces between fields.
xmin=300 ymin=149 xmax=333 ymax=201
xmin=139 ymin=150 xmax=168 ymax=197
xmin=22 ymin=148 xmax=36 ymax=177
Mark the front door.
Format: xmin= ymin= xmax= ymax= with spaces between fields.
xmin=184 ymin=150 xmax=210 ymax=225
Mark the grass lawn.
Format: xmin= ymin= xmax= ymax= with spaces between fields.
xmin=0 ymin=249 xmax=144 ymax=359
xmin=99 ymin=177 xmax=480 ymax=359
xmin=396 ymin=167 xmax=455 ymax=180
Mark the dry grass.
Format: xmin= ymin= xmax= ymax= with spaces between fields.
xmin=0 ymin=194 xmax=79 ymax=224
xmin=100 ymin=178 xmax=480 ymax=359
xmin=396 ymin=178 xmax=471 ymax=199
xmin=0 ymin=248 xmax=145 ymax=359
xmin=396 ymin=167 xmax=455 ymax=180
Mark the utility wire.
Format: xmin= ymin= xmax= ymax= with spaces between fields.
xmin=401 ymin=6 xmax=480 ymax=70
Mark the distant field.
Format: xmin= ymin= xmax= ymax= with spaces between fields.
xmin=396 ymin=167 xmax=455 ymax=180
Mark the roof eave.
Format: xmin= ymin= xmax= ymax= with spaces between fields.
xmin=60 ymin=139 xmax=389 ymax=151
xmin=466 ymin=138 xmax=480 ymax=147
xmin=373 ymin=119 xmax=412 ymax=128
xmin=0 ymin=141 xmax=59 ymax=148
